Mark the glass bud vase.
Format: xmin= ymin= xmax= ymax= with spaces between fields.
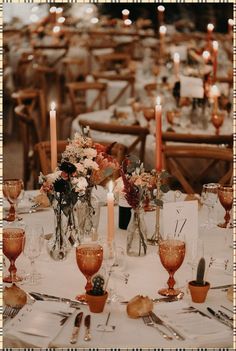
xmin=47 ymin=201 xmax=76 ymax=261
xmin=76 ymin=188 xmax=100 ymax=243
xmin=127 ymin=208 xmax=147 ymax=257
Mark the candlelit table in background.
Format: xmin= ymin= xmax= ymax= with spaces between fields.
xmin=3 ymin=190 xmax=233 ymax=348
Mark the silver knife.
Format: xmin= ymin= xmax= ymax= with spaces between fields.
xmin=29 ymin=292 xmax=83 ymax=307
xmin=120 ymin=293 xmax=183 ymax=305
xmin=84 ymin=314 xmax=91 ymax=341
xmin=210 ymin=284 xmax=232 ymax=290
xmin=149 ymin=311 xmax=185 ymax=340
xmin=70 ymin=312 xmax=83 ymax=344
xmin=207 ymin=307 xmax=233 ymax=329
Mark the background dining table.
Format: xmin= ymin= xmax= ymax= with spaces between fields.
xmin=3 ymin=189 xmax=233 ymax=348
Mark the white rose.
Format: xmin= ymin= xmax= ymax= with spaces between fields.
xmin=83 ymin=147 xmax=97 ymax=159
xmin=46 ymin=171 xmax=62 ymax=184
xmin=83 ymin=159 xmax=99 ymax=170
xmin=75 ymin=163 xmax=85 ymax=173
xmin=75 ymin=177 xmax=88 ymax=192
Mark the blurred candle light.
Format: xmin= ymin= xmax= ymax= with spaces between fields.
xmin=212 ymin=41 xmax=218 ymax=83
xmin=107 ymin=181 xmax=115 ymax=243
xmin=159 ymin=26 xmax=167 ymax=58
xmin=157 ymin=5 xmax=165 ymax=25
xmin=173 ymin=52 xmax=180 ymax=78
xmin=210 ymin=85 xmax=219 ymax=112
xmin=56 ymin=7 xmax=63 ymax=14
xmin=86 ymin=6 xmax=94 ymax=14
xmin=30 ymin=14 xmax=39 ymax=23
xmin=202 ymin=50 xmax=210 ymax=64
xmin=91 ymin=17 xmax=99 ymax=24
xmin=228 ymin=18 xmax=233 ymax=34
xmin=57 ymin=16 xmax=65 ymax=24
xmin=155 ymin=96 xmax=162 ymax=172
xmin=31 ymin=6 xmax=39 ymax=13
xmin=53 ymin=26 xmax=61 ymax=34
xmin=50 ymin=7 xmax=57 ymax=14
xmin=124 ymin=19 xmax=132 ymax=27
xmin=50 ymin=102 xmax=57 ymax=171
xmin=122 ymin=9 xmax=130 ymax=21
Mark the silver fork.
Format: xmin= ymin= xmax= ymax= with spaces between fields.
xmin=3 ymin=306 xmax=21 ymax=321
xmin=142 ymin=315 xmax=173 ymax=340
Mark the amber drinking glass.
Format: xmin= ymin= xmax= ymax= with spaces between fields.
xmin=211 ymin=112 xmax=224 ymax=135
xmin=158 ymin=237 xmax=185 ymax=296
xmin=217 ymin=185 xmax=233 ymax=228
xmin=3 ymin=179 xmax=23 ymax=221
xmin=75 ymin=243 xmax=103 ymax=301
xmin=3 ymin=227 xmax=25 ymax=283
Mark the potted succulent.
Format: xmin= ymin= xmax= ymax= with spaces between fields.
xmin=86 ymin=275 xmax=108 ymax=313
xmin=188 ymin=257 xmax=210 ymax=303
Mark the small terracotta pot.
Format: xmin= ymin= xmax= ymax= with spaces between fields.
xmin=188 ymin=281 xmax=210 ymax=303
xmin=86 ymin=291 xmax=108 ymax=313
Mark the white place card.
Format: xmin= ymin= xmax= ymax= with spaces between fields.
xmin=180 ymin=75 xmax=204 ymax=99
xmin=163 ymin=200 xmax=198 ymax=260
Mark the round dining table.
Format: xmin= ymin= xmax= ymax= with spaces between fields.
xmin=3 ymin=189 xmax=233 ymax=348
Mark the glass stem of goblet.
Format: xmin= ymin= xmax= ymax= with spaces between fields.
xmin=30 ymin=260 xmax=36 ymax=284
xmin=224 ymin=210 xmax=230 ymax=227
xmin=10 ymin=259 xmax=16 ymax=282
xmin=207 ymin=206 xmax=214 ymax=226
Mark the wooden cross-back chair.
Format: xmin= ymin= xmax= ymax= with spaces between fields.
xmin=14 ymin=104 xmax=41 ymax=188
xmin=66 ymin=82 xmax=107 ymax=117
xmin=94 ymin=52 xmax=131 ymax=71
xmin=79 ymin=119 xmax=149 ymax=163
xmin=34 ymin=140 xmax=69 ymax=175
xmin=162 ymin=144 xmax=233 ymax=194
xmin=62 ymin=57 xmax=87 ymax=82
xmin=92 ymin=72 xmax=135 ymax=107
xmin=12 ymin=88 xmax=47 ymax=139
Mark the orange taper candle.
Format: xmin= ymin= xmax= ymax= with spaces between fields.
xmin=155 ymin=96 xmax=162 ymax=172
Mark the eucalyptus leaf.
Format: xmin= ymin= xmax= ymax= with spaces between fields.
xmin=160 ymin=184 xmax=170 ymax=193
xmin=154 ymin=198 xmax=163 ymax=208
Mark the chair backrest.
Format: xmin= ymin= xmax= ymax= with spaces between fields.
xmin=34 ymin=140 xmax=69 ymax=175
xmin=162 ymin=131 xmax=233 ymax=147
xmin=66 ymin=82 xmax=107 ymax=117
xmin=79 ymin=119 xmax=149 ymax=163
xmin=92 ymin=72 xmax=135 ymax=107
xmin=62 ymin=57 xmax=87 ymax=82
xmin=94 ymin=52 xmax=131 ymax=71
xmin=14 ymin=104 xmax=41 ymax=186
xmin=12 ymin=88 xmax=47 ymax=139
xmin=163 ymin=144 xmax=233 ymax=194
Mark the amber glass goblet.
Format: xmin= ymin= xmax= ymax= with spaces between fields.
xmin=143 ymin=107 xmax=155 ymax=128
xmin=158 ymin=236 xmax=186 ymax=296
xmin=217 ymin=185 xmax=233 ymax=228
xmin=75 ymin=243 xmax=103 ymax=301
xmin=3 ymin=227 xmax=25 ymax=283
xmin=3 ymin=179 xmax=23 ymax=222
xmin=211 ymin=112 xmax=224 ymax=135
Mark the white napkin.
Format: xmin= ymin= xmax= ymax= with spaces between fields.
xmin=154 ymin=301 xmax=231 ymax=339
xmin=4 ymin=301 xmax=75 ymax=348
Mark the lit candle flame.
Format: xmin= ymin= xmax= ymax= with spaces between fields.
xmin=159 ymin=25 xmax=167 ymax=35
xmin=122 ymin=9 xmax=130 ymax=16
xmin=210 ymin=85 xmax=219 ymax=97
xmin=156 ymin=96 xmax=161 ymax=106
xmin=207 ymin=23 xmax=214 ymax=32
xmin=212 ymin=41 xmax=218 ymax=51
xmin=91 ymin=17 xmax=99 ymax=24
xmin=51 ymin=102 xmax=56 ymax=111
xmin=228 ymin=18 xmax=234 ymax=26
xmin=202 ymin=50 xmax=210 ymax=61
xmin=157 ymin=5 xmax=165 ymax=12
xmin=173 ymin=52 xmax=180 ymax=63
xmin=124 ymin=19 xmax=132 ymax=26
xmin=86 ymin=6 xmax=94 ymax=14
xmin=58 ymin=16 xmax=65 ymax=24
xmin=53 ymin=26 xmax=61 ymax=33
xmin=56 ymin=7 xmax=63 ymax=14
xmin=50 ymin=7 xmax=57 ymax=14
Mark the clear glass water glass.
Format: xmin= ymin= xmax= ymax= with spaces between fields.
xmin=201 ymin=183 xmax=220 ymax=228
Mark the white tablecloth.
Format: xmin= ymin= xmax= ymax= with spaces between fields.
xmin=3 ymin=190 xmax=233 ymax=348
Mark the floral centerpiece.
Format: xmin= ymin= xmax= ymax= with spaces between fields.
xmin=120 ymin=156 xmax=156 ymax=256
xmin=39 ymin=131 xmax=119 ymax=260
